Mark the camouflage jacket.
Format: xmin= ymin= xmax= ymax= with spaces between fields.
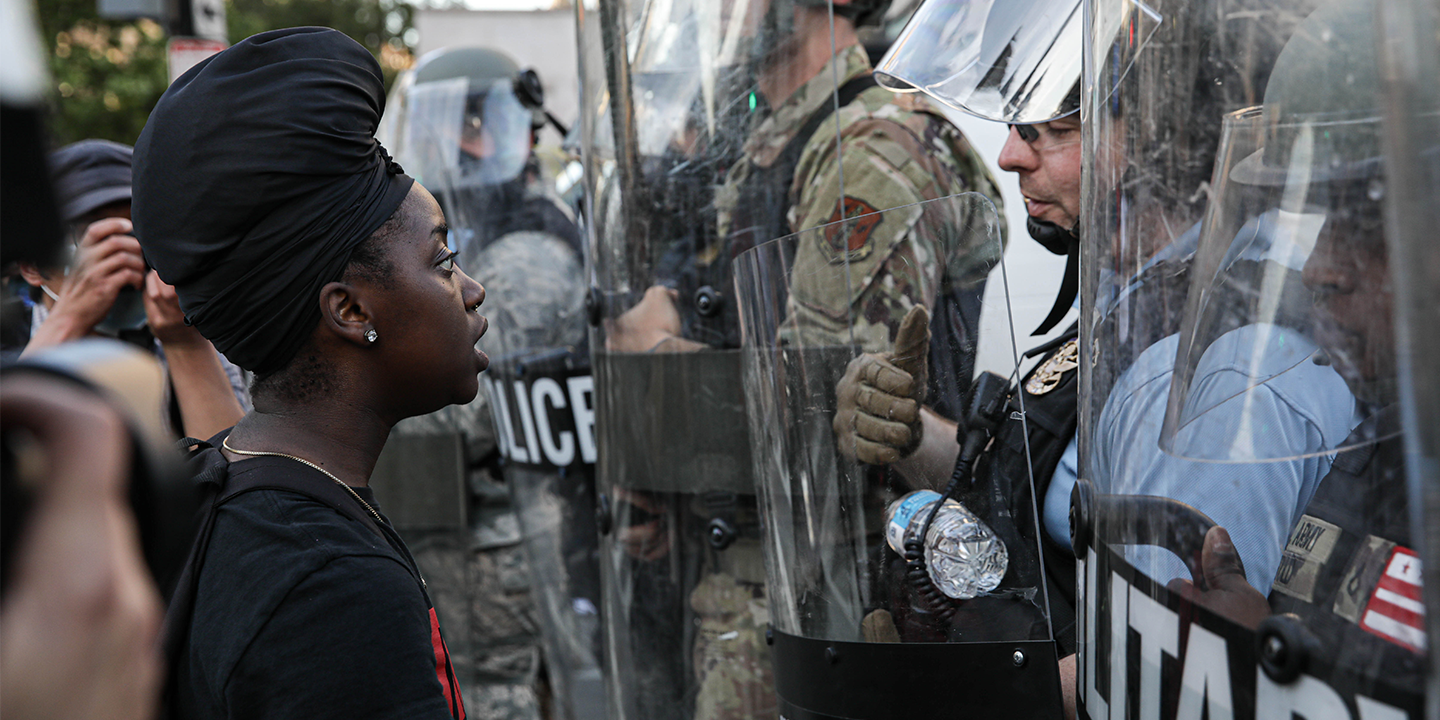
xmin=715 ymin=44 xmax=1007 ymax=352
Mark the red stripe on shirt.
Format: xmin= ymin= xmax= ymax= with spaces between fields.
xmin=429 ymin=607 xmax=466 ymax=719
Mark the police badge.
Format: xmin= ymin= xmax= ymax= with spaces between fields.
xmin=1024 ymin=338 xmax=1079 ymax=396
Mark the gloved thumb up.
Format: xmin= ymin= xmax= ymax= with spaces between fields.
xmin=890 ymin=304 xmax=931 ymax=397
xmin=833 ymin=305 xmax=931 ymax=465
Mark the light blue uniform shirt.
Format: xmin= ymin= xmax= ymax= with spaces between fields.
xmin=1039 ymin=223 xmax=1202 ymax=553
xmin=1090 ymin=327 xmax=1354 ymax=591
xmin=1039 ymin=216 xmax=1355 ymax=592
xmin=1042 ymin=439 xmax=1079 ymax=552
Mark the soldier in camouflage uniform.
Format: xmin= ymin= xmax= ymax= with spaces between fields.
xmin=378 ymin=46 xmax=592 ymax=720
xmin=718 ymin=43 xmax=1003 ymax=351
xmin=613 ymin=47 xmax=1004 ymax=354
xmin=595 ymin=0 xmax=1004 ymax=716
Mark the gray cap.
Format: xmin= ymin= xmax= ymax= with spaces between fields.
xmin=48 ymin=139 xmax=133 ymax=222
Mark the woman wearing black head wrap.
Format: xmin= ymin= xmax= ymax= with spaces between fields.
xmin=134 ymin=28 xmax=485 ymax=720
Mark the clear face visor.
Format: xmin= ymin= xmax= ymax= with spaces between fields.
xmin=383 ymin=77 xmax=533 ymax=195
xmin=874 ymin=0 xmax=1158 ymax=124
xmin=1161 ymin=107 xmax=1398 ymax=463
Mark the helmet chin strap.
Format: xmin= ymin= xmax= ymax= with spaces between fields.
xmin=1026 ymin=216 xmax=1074 ymax=256
xmin=1028 ymin=216 xmax=1080 ymax=336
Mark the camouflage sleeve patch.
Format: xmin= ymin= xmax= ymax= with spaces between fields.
xmin=778 ymin=87 xmax=1009 ymax=352
xmin=784 ymin=124 xmax=937 ymax=351
xmin=823 ymin=197 xmax=882 ymax=258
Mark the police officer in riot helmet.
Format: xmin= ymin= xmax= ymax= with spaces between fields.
xmin=1045 ymin=0 xmax=1425 ymax=714
xmin=1159 ymin=0 xmax=1424 ymax=710
xmin=855 ymin=0 xmax=1309 ymax=714
xmin=409 ymin=46 xmax=582 ymax=260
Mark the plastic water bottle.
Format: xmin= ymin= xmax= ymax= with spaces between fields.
xmin=884 ymin=490 xmax=1008 ymax=600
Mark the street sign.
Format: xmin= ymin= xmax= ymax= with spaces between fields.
xmin=166 ymin=37 xmax=226 ymax=84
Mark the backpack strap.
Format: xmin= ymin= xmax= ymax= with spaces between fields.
xmin=158 ymin=432 xmax=231 ymax=719
xmin=775 ymin=74 xmax=880 ymax=184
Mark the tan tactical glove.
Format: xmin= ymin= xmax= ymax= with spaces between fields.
xmin=861 ymin=609 xmax=901 ymax=643
xmin=833 ymin=305 xmax=930 ymax=465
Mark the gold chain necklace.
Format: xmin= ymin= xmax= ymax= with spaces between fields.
xmin=222 ymin=436 xmax=383 ymax=524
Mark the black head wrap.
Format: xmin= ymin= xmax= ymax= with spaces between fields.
xmin=132 ymin=27 xmax=413 ymax=375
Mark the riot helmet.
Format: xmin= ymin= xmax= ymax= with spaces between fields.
xmin=1161 ymin=0 xmax=1399 ymax=462
xmin=409 ymin=46 xmax=545 ymax=188
xmin=874 ymin=0 xmax=1084 ymax=123
xmin=381 ymin=46 xmax=573 ymax=259
xmin=873 ymin=0 xmax=1158 ymax=124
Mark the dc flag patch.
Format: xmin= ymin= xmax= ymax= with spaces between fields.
xmin=1359 ymin=546 xmax=1425 ymax=652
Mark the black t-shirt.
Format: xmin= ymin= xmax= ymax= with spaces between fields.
xmin=176 ymin=456 xmax=466 ymax=719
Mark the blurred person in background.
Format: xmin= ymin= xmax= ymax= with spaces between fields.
xmin=1 ymin=375 xmax=165 ymax=720
xmin=1 ymin=2 xmax=167 ymax=715
xmin=8 ymin=140 xmax=247 ymax=440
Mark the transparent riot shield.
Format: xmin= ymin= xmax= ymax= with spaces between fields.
xmin=1375 ymin=0 xmax=1440 ymax=709
xmin=735 ymin=193 xmax=1062 ymax=718
xmin=378 ymin=69 xmax=600 ymax=719
xmin=479 ymin=242 xmax=603 ymax=720
xmin=578 ymin=0 xmax=1014 ymax=706
xmin=1073 ymin=0 xmax=1429 ymax=716
xmin=577 ymin=0 xmax=794 ymax=716
xmin=578 ymin=0 xmax=833 ymax=714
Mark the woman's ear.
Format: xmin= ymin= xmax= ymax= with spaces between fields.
xmin=318 ymin=281 xmax=375 ymax=347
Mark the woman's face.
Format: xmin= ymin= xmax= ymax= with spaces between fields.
xmin=363 ymin=183 xmax=489 ymax=417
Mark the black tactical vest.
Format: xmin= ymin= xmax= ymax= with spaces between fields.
xmin=678 ymin=75 xmax=879 ymax=349
xmin=972 ymin=324 xmax=1082 ymax=655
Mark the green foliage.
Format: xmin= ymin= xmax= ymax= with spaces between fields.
xmin=38 ymin=0 xmax=169 ymax=146
xmin=36 ymin=0 xmax=416 ymax=148
xmin=226 ymin=0 xmax=415 ymax=88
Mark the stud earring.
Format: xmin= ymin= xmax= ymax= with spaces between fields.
xmin=365 ymin=329 xmax=378 ymax=343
